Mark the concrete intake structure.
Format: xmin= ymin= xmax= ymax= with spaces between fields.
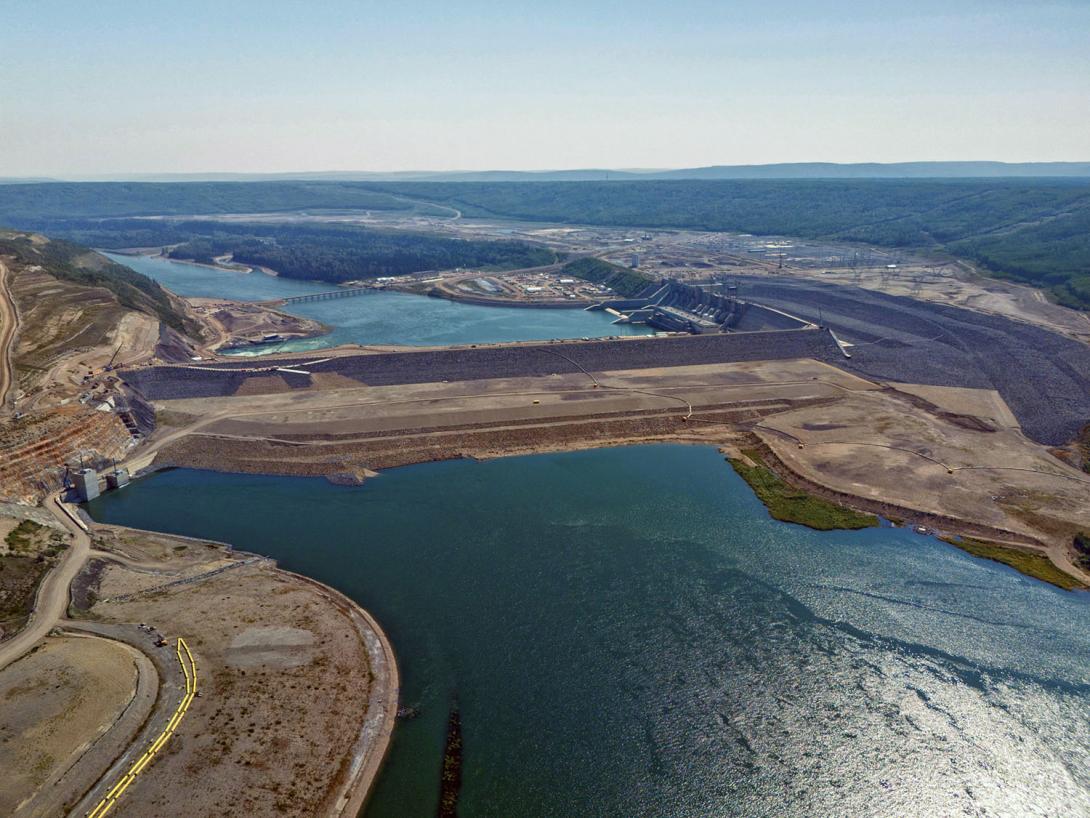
xmin=73 ymin=468 xmax=100 ymax=502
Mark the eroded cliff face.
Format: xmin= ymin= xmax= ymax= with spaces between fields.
xmin=0 ymin=407 xmax=134 ymax=503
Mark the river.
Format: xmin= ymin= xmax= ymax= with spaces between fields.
xmin=84 ymin=444 xmax=1090 ymax=818
xmin=105 ymin=253 xmax=651 ymax=354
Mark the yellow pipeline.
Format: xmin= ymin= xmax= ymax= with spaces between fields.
xmin=87 ymin=638 xmax=197 ymax=818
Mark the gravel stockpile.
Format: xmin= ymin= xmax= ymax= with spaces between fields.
xmin=734 ymin=277 xmax=1090 ymax=445
xmin=123 ymin=330 xmax=840 ymax=399
xmin=121 ymin=368 xmax=250 ymax=401
xmin=305 ymin=329 xmax=837 ymax=384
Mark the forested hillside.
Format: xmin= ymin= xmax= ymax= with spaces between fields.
xmin=372 ymin=180 xmax=1090 ymax=308
xmin=2 ymin=178 xmax=1088 ymax=307
xmin=0 ymin=182 xmax=418 ymax=221
xmin=561 ymin=258 xmax=653 ymax=297
xmin=0 ymin=232 xmax=194 ymax=333
xmin=163 ymin=222 xmax=560 ymax=282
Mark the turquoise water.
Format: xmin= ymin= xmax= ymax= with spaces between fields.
xmin=85 ymin=445 xmax=1090 ymax=818
xmin=106 ymin=253 xmax=651 ymax=353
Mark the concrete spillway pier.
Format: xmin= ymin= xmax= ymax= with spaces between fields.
xmin=589 ymin=279 xmax=812 ymax=334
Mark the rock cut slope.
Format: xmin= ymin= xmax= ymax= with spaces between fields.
xmin=0 ymin=232 xmax=205 ymax=502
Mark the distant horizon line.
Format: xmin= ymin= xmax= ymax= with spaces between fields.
xmin=4 ymin=160 xmax=1090 ymax=184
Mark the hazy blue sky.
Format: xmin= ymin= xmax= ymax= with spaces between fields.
xmin=3 ymin=1 xmax=1088 ymax=175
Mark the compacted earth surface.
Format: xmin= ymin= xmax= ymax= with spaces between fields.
xmin=0 ymin=522 xmax=395 ymax=818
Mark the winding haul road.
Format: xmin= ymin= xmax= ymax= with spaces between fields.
xmin=0 ymin=495 xmax=91 ymax=672
xmin=0 ymin=259 xmax=17 ymax=408
xmin=0 ymin=260 xmax=103 ymax=684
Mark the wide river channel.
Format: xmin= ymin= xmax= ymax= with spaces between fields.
xmin=105 ymin=252 xmax=651 ymax=353
xmin=85 ymin=444 xmax=1090 ymax=817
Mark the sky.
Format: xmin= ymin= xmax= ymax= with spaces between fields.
xmin=2 ymin=0 xmax=1089 ymax=176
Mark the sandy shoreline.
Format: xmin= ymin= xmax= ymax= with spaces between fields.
xmin=111 ymin=246 xmax=284 ymax=278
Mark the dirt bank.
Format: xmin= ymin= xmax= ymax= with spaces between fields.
xmin=185 ymin=297 xmax=329 ymax=353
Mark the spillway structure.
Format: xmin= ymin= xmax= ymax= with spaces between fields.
xmin=587 ymin=279 xmax=813 ymax=334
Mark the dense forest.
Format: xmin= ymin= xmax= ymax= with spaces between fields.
xmin=561 ymin=258 xmax=653 ymax=298
xmin=2 ymin=178 xmax=1088 ymax=307
xmin=59 ymin=220 xmax=558 ymax=282
xmin=0 ymin=182 xmax=421 ymax=221
xmin=167 ymin=222 xmax=560 ymax=282
xmin=0 ymin=218 xmax=560 ymax=283
xmin=368 ymin=179 xmax=1090 ymax=309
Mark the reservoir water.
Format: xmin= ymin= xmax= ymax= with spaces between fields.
xmin=85 ymin=444 xmax=1090 ymax=818
xmin=106 ymin=253 xmax=651 ymax=353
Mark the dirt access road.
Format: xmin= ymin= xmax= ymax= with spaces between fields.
xmin=0 ymin=259 xmax=17 ymax=408
xmin=0 ymin=494 xmax=91 ymax=672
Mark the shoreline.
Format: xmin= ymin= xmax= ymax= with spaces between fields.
xmin=138 ymin=428 xmax=1090 ymax=589
xmin=113 ymin=247 xmax=611 ymax=313
xmin=275 ymin=568 xmax=399 ymax=816
xmin=107 ymin=247 xmax=284 ymax=279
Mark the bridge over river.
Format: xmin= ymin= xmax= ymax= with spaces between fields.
xmin=273 ymin=286 xmax=376 ymax=305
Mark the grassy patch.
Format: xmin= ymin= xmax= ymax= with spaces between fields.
xmin=1074 ymin=532 xmax=1090 ymax=573
xmin=1 ymin=520 xmax=69 ymax=636
xmin=561 ymin=257 xmax=654 ymax=298
xmin=941 ymin=536 xmax=1086 ymax=591
xmin=0 ymin=555 xmax=51 ymax=637
xmin=728 ymin=449 xmax=879 ymax=531
xmin=4 ymin=520 xmax=66 ymax=557
xmin=5 ymin=520 xmax=44 ymax=553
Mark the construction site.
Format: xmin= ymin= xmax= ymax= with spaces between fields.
xmin=0 ymin=234 xmax=397 ymax=818
xmin=2 ymin=219 xmax=1090 ymax=817
xmin=114 ymin=311 xmax=1090 ymax=579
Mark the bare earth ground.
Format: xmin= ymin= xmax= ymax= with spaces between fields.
xmin=0 ymin=519 xmax=394 ymax=818
xmin=68 ymin=529 xmax=391 ymax=818
xmin=0 ymin=237 xmax=174 ymax=503
xmin=748 ymin=385 xmax=1090 ymax=575
xmin=747 ymin=261 xmax=1090 ymax=343
xmin=0 ymin=636 xmax=139 ymax=816
xmin=186 ymin=297 xmax=327 ymax=353
xmin=131 ymin=356 xmax=1090 ymax=585
xmin=0 ymin=259 xmax=18 ymax=408
xmin=6 ymin=261 xmax=159 ymax=411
